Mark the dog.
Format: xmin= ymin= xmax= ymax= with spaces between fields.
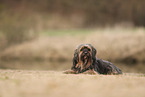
xmin=64 ymin=44 xmax=122 ymax=75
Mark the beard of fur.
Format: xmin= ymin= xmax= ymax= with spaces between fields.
xmin=75 ymin=50 xmax=93 ymax=72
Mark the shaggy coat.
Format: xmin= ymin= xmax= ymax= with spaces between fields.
xmin=71 ymin=44 xmax=122 ymax=75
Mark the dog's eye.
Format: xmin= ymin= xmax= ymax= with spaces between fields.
xmin=88 ymin=49 xmax=90 ymax=51
xmin=80 ymin=48 xmax=83 ymax=51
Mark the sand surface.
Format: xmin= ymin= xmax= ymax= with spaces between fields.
xmin=0 ymin=70 xmax=145 ymax=97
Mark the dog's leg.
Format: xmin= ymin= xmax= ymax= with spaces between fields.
xmin=63 ymin=70 xmax=78 ymax=74
xmin=82 ymin=69 xmax=98 ymax=75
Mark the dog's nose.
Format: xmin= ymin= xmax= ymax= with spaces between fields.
xmin=84 ymin=52 xmax=88 ymax=54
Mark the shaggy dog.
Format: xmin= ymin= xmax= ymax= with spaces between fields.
xmin=64 ymin=44 xmax=122 ymax=75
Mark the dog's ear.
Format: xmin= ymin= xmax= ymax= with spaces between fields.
xmin=91 ymin=45 xmax=97 ymax=60
xmin=73 ymin=49 xmax=79 ymax=62
xmin=92 ymin=46 xmax=97 ymax=56
xmin=71 ymin=49 xmax=79 ymax=70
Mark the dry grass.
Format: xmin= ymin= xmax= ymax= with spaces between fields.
xmin=0 ymin=70 xmax=145 ymax=97
xmin=0 ymin=28 xmax=145 ymax=73
xmin=0 ymin=27 xmax=145 ymax=63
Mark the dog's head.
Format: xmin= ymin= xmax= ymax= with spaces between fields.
xmin=73 ymin=44 xmax=97 ymax=73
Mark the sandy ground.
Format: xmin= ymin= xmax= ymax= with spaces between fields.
xmin=0 ymin=70 xmax=145 ymax=97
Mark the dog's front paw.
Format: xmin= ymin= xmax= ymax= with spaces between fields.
xmin=82 ymin=69 xmax=98 ymax=75
xmin=63 ymin=70 xmax=77 ymax=74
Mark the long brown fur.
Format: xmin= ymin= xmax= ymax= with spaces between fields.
xmin=64 ymin=44 xmax=122 ymax=75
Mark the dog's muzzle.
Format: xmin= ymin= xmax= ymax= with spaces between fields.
xmin=81 ymin=51 xmax=90 ymax=61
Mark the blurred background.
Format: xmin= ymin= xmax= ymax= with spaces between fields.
xmin=0 ymin=0 xmax=145 ymax=73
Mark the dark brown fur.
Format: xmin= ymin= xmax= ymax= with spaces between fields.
xmin=64 ymin=44 xmax=122 ymax=75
